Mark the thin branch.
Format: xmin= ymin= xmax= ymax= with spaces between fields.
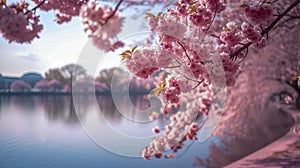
xmin=260 ymin=0 xmax=300 ymax=38
xmin=230 ymin=0 xmax=300 ymax=59
xmin=177 ymin=41 xmax=192 ymax=62
xmin=164 ymin=65 xmax=181 ymax=69
xmin=179 ymin=72 xmax=203 ymax=83
xmin=24 ymin=0 xmax=46 ymax=15
xmin=102 ymin=0 xmax=124 ymax=26
xmin=230 ymin=42 xmax=252 ymax=60
xmin=176 ymin=113 xmax=207 ymax=159
xmin=176 ymin=59 xmax=182 ymax=65
xmin=238 ymin=47 xmax=249 ymax=64
xmin=210 ymin=34 xmax=219 ymax=38
xmin=191 ymin=79 xmax=204 ymax=90
xmin=206 ymin=5 xmax=218 ymax=31
xmin=183 ymin=75 xmax=200 ymax=83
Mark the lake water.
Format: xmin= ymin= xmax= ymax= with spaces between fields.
xmin=0 ymin=95 xmax=224 ymax=168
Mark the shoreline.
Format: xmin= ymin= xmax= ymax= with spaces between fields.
xmin=225 ymin=123 xmax=300 ymax=168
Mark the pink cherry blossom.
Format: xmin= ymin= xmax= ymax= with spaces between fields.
xmin=1 ymin=0 xmax=299 ymax=161
xmin=32 ymin=0 xmax=86 ymax=24
xmin=220 ymin=31 xmax=242 ymax=47
xmin=0 ymin=2 xmax=43 ymax=43
xmin=11 ymin=80 xmax=31 ymax=92
xmin=244 ymin=3 xmax=273 ymax=27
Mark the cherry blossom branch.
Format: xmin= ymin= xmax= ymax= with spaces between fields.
xmin=176 ymin=59 xmax=182 ymax=65
xmin=206 ymin=5 xmax=218 ymax=31
xmin=238 ymin=47 xmax=249 ymax=63
xmin=230 ymin=0 xmax=300 ymax=60
xmin=260 ymin=0 xmax=300 ymax=38
xmin=175 ymin=110 xmax=208 ymax=158
xmin=230 ymin=42 xmax=252 ymax=60
xmin=24 ymin=0 xmax=45 ymax=15
xmin=164 ymin=65 xmax=181 ymax=69
xmin=180 ymin=73 xmax=203 ymax=83
xmin=102 ymin=0 xmax=123 ymax=26
xmin=192 ymin=80 xmax=204 ymax=90
xmin=176 ymin=41 xmax=192 ymax=62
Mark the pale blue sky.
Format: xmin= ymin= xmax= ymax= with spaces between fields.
xmin=0 ymin=1 xmax=165 ymax=77
xmin=0 ymin=9 xmax=89 ymax=76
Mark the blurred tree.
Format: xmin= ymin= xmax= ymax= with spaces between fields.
xmin=95 ymin=67 xmax=126 ymax=88
xmin=48 ymin=79 xmax=64 ymax=92
xmin=61 ymin=63 xmax=87 ymax=84
xmin=34 ymin=80 xmax=50 ymax=91
xmin=11 ymin=80 xmax=31 ymax=92
xmin=45 ymin=68 xmax=67 ymax=84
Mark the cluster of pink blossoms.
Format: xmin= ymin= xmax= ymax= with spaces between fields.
xmin=244 ymin=3 xmax=273 ymax=27
xmin=32 ymin=0 xmax=87 ymax=24
xmin=125 ymin=48 xmax=176 ymax=78
xmin=0 ymin=1 xmax=43 ymax=43
xmin=0 ymin=0 xmax=293 ymax=161
xmin=162 ymin=78 xmax=181 ymax=104
xmin=0 ymin=0 xmax=125 ymax=47
xmin=217 ymin=2 xmax=274 ymax=58
xmin=176 ymin=0 xmax=225 ymax=30
xmin=241 ymin=22 xmax=260 ymax=43
xmin=80 ymin=0 xmax=124 ymax=51
xmin=120 ymin=0 xmax=279 ymax=160
xmin=142 ymin=113 xmax=200 ymax=159
xmin=145 ymin=78 xmax=214 ymax=159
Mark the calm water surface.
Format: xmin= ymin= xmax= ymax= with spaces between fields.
xmin=0 ymin=95 xmax=221 ymax=168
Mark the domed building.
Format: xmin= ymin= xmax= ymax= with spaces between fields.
xmin=0 ymin=75 xmax=19 ymax=92
xmin=0 ymin=72 xmax=44 ymax=92
xmin=21 ymin=72 xmax=44 ymax=87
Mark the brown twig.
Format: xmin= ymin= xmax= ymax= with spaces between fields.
xmin=164 ymin=65 xmax=181 ymax=69
xmin=25 ymin=0 xmax=46 ymax=15
xmin=230 ymin=42 xmax=252 ymax=60
xmin=192 ymin=79 xmax=204 ymax=90
xmin=177 ymin=41 xmax=192 ymax=62
xmin=238 ymin=46 xmax=249 ymax=63
xmin=101 ymin=0 xmax=124 ymax=26
xmin=206 ymin=5 xmax=218 ymax=31
xmin=261 ymin=0 xmax=300 ymax=37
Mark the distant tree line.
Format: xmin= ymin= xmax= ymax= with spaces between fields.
xmin=0 ymin=64 xmax=155 ymax=94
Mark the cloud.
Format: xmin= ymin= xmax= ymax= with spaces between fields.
xmin=19 ymin=53 xmax=41 ymax=62
xmin=0 ymin=10 xmax=147 ymax=77
xmin=0 ymin=18 xmax=88 ymax=76
xmin=0 ymin=51 xmax=46 ymax=76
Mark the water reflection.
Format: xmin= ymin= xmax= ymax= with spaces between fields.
xmin=0 ymin=95 xmax=209 ymax=168
xmin=0 ymin=95 xmax=162 ymax=126
xmin=38 ymin=96 xmax=73 ymax=123
xmin=1 ymin=94 xmax=287 ymax=168
xmin=11 ymin=96 xmax=35 ymax=111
